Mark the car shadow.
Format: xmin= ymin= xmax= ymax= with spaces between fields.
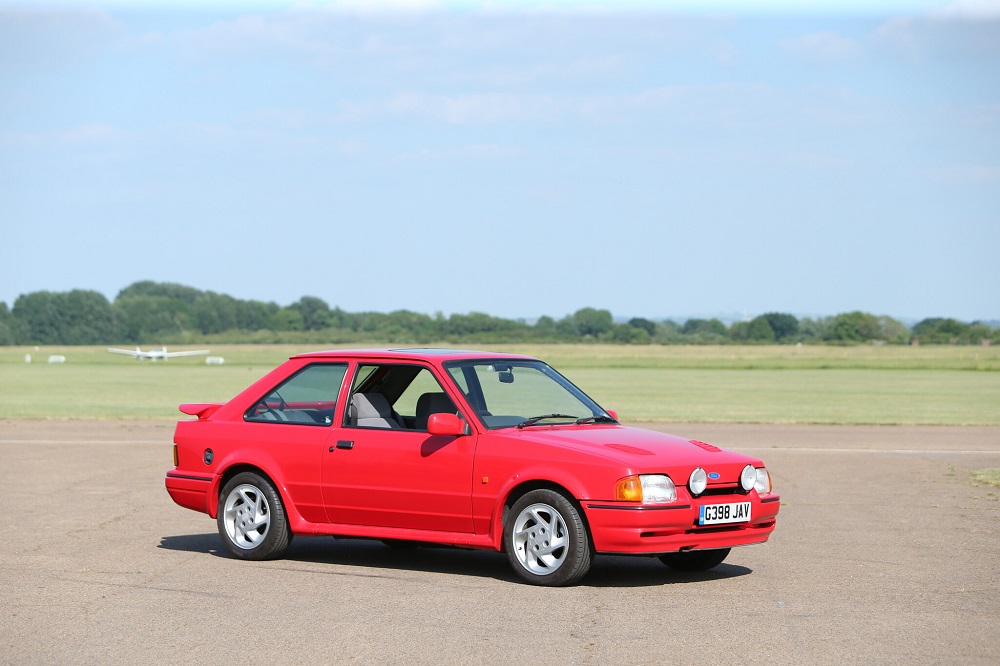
xmin=159 ymin=533 xmax=224 ymax=555
xmin=159 ymin=533 xmax=753 ymax=587
xmin=582 ymin=554 xmax=752 ymax=587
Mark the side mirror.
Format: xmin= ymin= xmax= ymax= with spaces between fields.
xmin=606 ymin=409 xmax=618 ymax=421
xmin=427 ymin=413 xmax=468 ymax=437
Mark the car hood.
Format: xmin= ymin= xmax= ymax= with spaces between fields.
xmin=491 ymin=424 xmax=761 ymax=469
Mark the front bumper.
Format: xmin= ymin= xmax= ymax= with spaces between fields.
xmin=584 ymin=495 xmax=780 ymax=554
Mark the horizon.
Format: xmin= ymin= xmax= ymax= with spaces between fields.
xmin=2 ymin=279 xmax=997 ymax=326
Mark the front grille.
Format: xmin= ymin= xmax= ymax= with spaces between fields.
xmin=687 ymin=524 xmax=746 ymax=534
xmin=697 ymin=485 xmax=748 ymax=497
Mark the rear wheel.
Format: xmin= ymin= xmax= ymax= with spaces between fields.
xmin=504 ymin=489 xmax=591 ymax=586
xmin=659 ymin=548 xmax=730 ymax=571
xmin=217 ymin=472 xmax=291 ymax=560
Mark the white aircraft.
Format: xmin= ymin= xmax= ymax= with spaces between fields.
xmin=107 ymin=346 xmax=210 ymax=361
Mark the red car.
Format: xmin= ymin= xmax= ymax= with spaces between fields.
xmin=166 ymin=348 xmax=779 ymax=586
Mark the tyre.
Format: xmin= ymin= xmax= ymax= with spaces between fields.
xmin=217 ymin=471 xmax=291 ymax=560
xmin=659 ymin=548 xmax=730 ymax=572
xmin=504 ymin=489 xmax=591 ymax=586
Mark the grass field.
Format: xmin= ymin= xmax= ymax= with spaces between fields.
xmin=972 ymin=469 xmax=1000 ymax=488
xmin=1 ymin=344 xmax=998 ymax=424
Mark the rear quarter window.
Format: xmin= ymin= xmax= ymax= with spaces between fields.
xmin=245 ymin=363 xmax=348 ymax=426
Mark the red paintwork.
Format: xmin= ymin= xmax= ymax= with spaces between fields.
xmin=166 ymin=348 xmax=779 ymax=556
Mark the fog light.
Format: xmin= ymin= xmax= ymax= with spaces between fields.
xmin=689 ymin=467 xmax=707 ymax=496
xmin=741 ymin=464 xmax=756 ymax=491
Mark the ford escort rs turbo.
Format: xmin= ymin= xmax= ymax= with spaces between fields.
xmin=166 ymin=348 xmax=779 ymax=586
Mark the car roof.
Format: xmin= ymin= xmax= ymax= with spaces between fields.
xmin=290 ymin=348 xmax=539 ymax=363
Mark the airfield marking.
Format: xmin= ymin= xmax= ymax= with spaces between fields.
xmin=0 ymin=439 xmax=165 ymax=445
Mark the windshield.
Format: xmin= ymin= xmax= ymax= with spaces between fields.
xmin=444 ymin=360 xmax=614 ymax=430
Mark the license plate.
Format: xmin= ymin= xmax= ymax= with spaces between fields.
xmin=698 ymin=501 xmax=751 ymax=526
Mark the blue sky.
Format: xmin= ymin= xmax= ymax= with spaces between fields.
xmin=1 ymin=1 xmax=998 ymax=323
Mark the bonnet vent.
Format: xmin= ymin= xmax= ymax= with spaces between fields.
xmin=604 ymin=443 xmax=654 ymax=456
xmin=688 ymin=439 xmax=722 ymax=453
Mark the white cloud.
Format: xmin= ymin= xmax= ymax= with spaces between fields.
xmin=336 ymin=139 xmax=370 ymax=155
xmin=932 ymin=0 xmax=1000 ymax=19
xmin=391 ymin=142 xmax=523 ymax=161
xmin=873 ymin=15 xmax=918 ymax=55
xmin=385 ymin=91 xmax=559 ymax=123
xmin=453 ymin=54 xmax=627 ymax=87
xmin=873 ymin=11 xmax=1000 ymax=61
xmin=627 ymin=82 xmax=793 ymax=127
xmin=780 ymin=31 xmax=863 ymax=62
xmin=314 ymin=0 xmax=447 ymax=15
xmin=780 ymin=150 xmax=855 ymax=171
xmin=178 ymin=11 xmax=340 ymax=59
xmin=928 ymin=163 xmax=1000 ymax=183
xmin=0 ymin=6 xmax=125 ymax=69
xmin=63 ymin=123 xmax=121 ymax=143
xmin=1 ymin=123 xmax=123 ymax=147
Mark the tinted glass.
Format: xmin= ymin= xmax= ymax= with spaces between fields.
xmin=446 ymin=360 xmax=607 ymax=429
xmin=245 ymin=363 xmax=348 ymax=426
xmin=346 ymin=364 xmax=456 ymax=430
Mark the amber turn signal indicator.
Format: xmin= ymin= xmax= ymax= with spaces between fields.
xmin=615 ymin=476 xmax=643 ymax=502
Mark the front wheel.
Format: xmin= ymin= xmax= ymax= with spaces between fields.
xmin=217 ymin=471 xmax=291 ymax=560
xmin=504 ymin=489 xmax=591 ymax=586
xmin=659 ymin=548 xmax=730 ymax=571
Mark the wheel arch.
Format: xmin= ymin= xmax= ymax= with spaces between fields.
xmin=494 ymin=480 xmax=595 ymax=554
xmin=210 ymin=464 xmax=290 ymax=524
xmin=215 ymin=464 xmax=294 ymax=560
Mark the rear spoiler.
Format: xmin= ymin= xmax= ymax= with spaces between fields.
xmin=179 ymin=403 xmax=222 ymax=420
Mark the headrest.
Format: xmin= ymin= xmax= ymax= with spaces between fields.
xmin=352 ymin=392 xmax=392 ymax=419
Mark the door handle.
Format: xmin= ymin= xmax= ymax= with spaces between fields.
xmin=332 ymin=440 xmax=354 ymax=451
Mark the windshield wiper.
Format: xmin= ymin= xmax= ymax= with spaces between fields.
xmin=517 ymin=414 xmax=578 ymax=429
xmin=574 ymin=415 xmax=618 ymax=425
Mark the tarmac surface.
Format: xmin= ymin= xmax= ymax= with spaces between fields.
xmin=2 ymin=419 xmax=998 ymax=665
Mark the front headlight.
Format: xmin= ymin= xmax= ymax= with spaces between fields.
xmin=640 ymin=474 xmax=677 ymax=503
xmin=615 ymin=474 xmax=677 ymax=503
xmin=755 ymin=467 xmax=772 ymax=496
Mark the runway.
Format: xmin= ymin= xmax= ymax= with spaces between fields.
xmin=2 ymin=420 xmax=997 ymax=664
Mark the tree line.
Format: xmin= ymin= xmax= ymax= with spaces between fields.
xmin=0 ymin=281 xmax=995 ymax=347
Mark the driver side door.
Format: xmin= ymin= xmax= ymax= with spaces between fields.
xmin=321 ymin=363 xmax=475 ymax=534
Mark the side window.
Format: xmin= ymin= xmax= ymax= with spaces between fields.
xmin=396 ymin=369 xmax=448 ymax=419
xmin=345 ymin=364 xmax=459 ymax=431
xmin=245 ymin=363 xmax=348 ymax=426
